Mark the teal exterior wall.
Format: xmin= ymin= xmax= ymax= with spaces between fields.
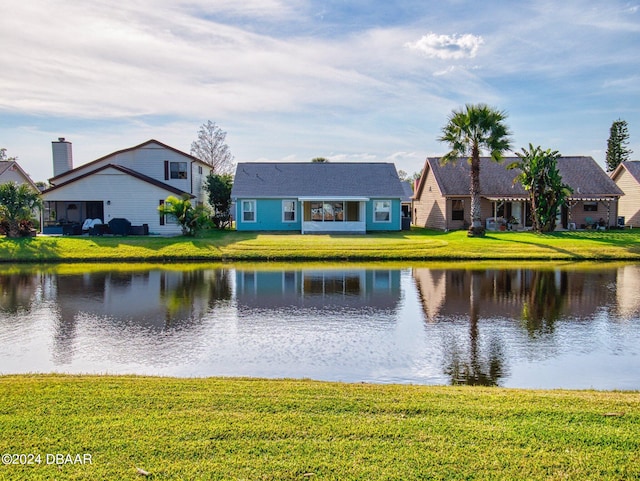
xmin=234 ymin=268 xmax=402 ymax=309
xmin=235 ymin=198 xmax=402 ymax=232
xmin=365 ymin=198 xmax=402 ymax=231
xmin=235 ymin=198 xmax=301 ymax=231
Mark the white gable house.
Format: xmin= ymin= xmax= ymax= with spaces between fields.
xmin=0 ymin=160 xmax=39 ymax=192
xmin=42 ymin=139 xmax=212 ymax=235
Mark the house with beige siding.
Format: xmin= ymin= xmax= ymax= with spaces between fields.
xmin=41 ymin=138 xmax=212 ymax=235
xmin=413 ymin=156 xmax=623 ymax=231
xmin=610 ymin=161 xmax=640 ymax=227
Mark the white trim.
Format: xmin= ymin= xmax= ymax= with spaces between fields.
xmin=298 ymin=196 xmax=370 ymax=201
xmin=373 ymin=199 xmax=392 ymax=223
xmin=241 ymin=199 xmax=257 ymax=223
xmin=282 ymin=199 xmax=297 ymax=223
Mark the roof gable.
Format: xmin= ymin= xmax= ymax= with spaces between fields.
xmin=413 ymin=159 xmax=442 ymax=200
xmin=423 ymin=156 xmax=623 ymax=198
xmin=43 ymin=163 xmax=192 ymax=197
xmin=231 ymin=162 xmax=406 ymax=198
xmin=0 ymin=160 xmax=39 ymax=191
xmin=49 ymin=139 xmax=207 ymax=183
xmin=612 ymin=161 xmax=640 ymax=184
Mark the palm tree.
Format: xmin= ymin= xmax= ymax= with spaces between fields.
xmin=158 ymin=194 xmax=211 ymax=236
xmin=507 ymin=144 xmax=572 ymax=233
xmin=0 ymin=182 xmax=42 ymax=238
xmin=438 ymin=104 xmax=512 ymax=236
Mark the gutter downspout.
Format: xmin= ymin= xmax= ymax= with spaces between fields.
xmin=190 ymin=161 xmax=195 ymax=195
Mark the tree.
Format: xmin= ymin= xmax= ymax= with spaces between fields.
xmin=158 ymin=194 xmax=211 ymax=236
xmin=0 ymin=148 xmax=16 ymax=161
xmin=606 ymin=119 xmax=633 ymax=172
xmin=205 ymin=173 xmax=233 ymax=229
xmin=0 ymin=182 xmax=42 ymax=238
xmin=190 ymin=121 xmax=235 ymax=174
xmin=311 ymin=157 xmax=329 ymax=163
xmin=438 ymin=103 xmax=512 ymax=236
xmin=508 ymin=144 xmax=572 ymax=233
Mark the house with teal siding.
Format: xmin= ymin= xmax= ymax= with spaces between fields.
xmin=231 ymin=162 xmax=406 ymax=234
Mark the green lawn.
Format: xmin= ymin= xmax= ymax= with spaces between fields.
xmin=2 ymin=227 xmax=640 ymax=262
xmin=0 ymin=375 xmax=637 ymax=480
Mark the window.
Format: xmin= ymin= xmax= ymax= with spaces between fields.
xmin=452 ymin=199 xmax=464 ymax=221
xmin=159 ymin=200 xmax=165 ymax=226
xmin=304 ymin=201 xmax=360 ymax=222
xmin=198 ymin=165 xmax=203 ymax=175
xmin=283 ymin=200 xmax=296 ymax=222
xmin=242 ymin=200 xmax=256 ymax=222
xmin=170 ymin=162 xmax=188 ymax=179
xmin=374 ymin=200 xmax=391 ymax=222
xmin=240 ymin=271 xmax=256 ymax=293
xmin=374 ymin=270 xmax=391 ymax=290
xmin=584 ymin=202 xmax=598 ymax=212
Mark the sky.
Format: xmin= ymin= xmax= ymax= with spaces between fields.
xmin=1 ymin=0 xmax=639 ymax=182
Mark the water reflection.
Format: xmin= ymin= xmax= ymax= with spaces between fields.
xmin=0 ymin=271 xmax=41 ymax=313
xmin=442 ymin=270 xmax=507 ymax=386
xmin=413 ymin=266 xmax=616 ymax=327
xmin=29 ymin=267 xmax=233 ymax=367
xmin=413 ymin=266 xmax=625 ymax=385
xmin=235 ymin=268 xmax=401 ymax=313
xmin=53 ymin=268 xmax=232 ymax=327
xmin=0 ymin=263 xmax=638 ymax=389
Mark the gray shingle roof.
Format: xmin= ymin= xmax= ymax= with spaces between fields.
xmin=231 ymin=162 xmax=406 ymax=198
xmin=616 ymin=161 xmax=640 ymax=183
xmin=401 ymin=181 xmax=414 ymax=202
xmin=425 ymin=156 xmax=623 ymax=199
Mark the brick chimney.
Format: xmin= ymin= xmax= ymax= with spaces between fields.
xmin=52 ymin=137 xmax=73 ymax=177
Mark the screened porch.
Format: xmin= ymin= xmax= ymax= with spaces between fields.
xmin=299 ymin=198 xmax=367 ymax=234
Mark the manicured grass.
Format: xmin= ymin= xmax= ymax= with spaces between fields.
xmin=0 ymin=375 xmax=637 ymax=480
xmin=2 ymin=227 xmax=640 ymax=262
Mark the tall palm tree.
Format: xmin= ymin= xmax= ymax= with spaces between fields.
xmin=438 ymin=104 xmax=512 ymax=236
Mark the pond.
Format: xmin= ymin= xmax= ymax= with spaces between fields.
xmin=0 ymin=263 xmax=639 ymax=390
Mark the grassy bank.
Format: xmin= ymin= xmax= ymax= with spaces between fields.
xmin=0 ymin=375 xmax=638 ymax=480
xmin=2 ymin=227 xmax=640 ymax=262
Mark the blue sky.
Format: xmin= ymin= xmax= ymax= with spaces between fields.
xmin=1 ymin=0 xmax=639 ymax=181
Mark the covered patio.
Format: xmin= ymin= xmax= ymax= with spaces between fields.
xmin=42 ymin=200 xmax=104 ymax=234
xmin=484 ymin=196 xmax=532 ymax=231
xmin=299 ymin=198 xmax=367 ymax=234
xmin=565 ymin=196 xmax=619 ymax=230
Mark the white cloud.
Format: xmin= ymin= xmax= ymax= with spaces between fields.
xmin=327 ymin=153 xmax=377 ymax=162
xmin=405 ymin=32 xmax=484 ymax=60
xmin=0 ymin=1 xmax=394 ymax=120
xmin=177 ymin=0 xmax=303 ymax=19
xmin=2 ymin=0 xmax=638 ymax=177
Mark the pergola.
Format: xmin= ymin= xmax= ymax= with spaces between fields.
xmin=566 ymin=196 xmax=618 ymax=228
